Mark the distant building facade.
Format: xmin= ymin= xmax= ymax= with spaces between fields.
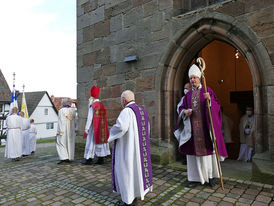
xmin=0 ymin=69 xmax=11 ymax=144
xmin=18 ymin=91 xmax=58 ymax=139
xmin=76 ymin=0 xmax=274 ymax=173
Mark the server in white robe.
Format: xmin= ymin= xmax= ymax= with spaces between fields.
xmin=237 ymin=106 xmax=255 ymax=162
xmin=5 ymin=107 xmax=23 ymax=160
xmin=82 ymin=86 xmax=110 ymax=165
xmin=108 ymin=90 xmax=153 ymax=206
xmin=29 ymin=119 xmax=37 ymax=154
xmin=20 ymin=111 xmax=31 ymax=156
xmin=56 ymin=98 xmax=76 ymax=164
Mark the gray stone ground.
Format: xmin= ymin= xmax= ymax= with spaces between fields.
xmin=0 ymin=143 xmax=273 ymax=206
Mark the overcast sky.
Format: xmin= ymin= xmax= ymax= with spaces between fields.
xmin=0 ymin=0 xmax=76 ymax=98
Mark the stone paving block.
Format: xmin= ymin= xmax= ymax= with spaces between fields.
xmin=196 ymin=192 xmax=211 ymax=199
xmin=201 ymin=200 xmax=218 ymax=206
xmin=27 ymin=200 xmax=43 ymax=206
xmin=208 ymin=196 xmax=221 ymax=202
xmin=189 ymin=189 xmax=200 ymax=194
xmin=242 ymin=193 xmax=256 ymax=200
xmin=51 ymin=202 xmax=62 ymax=206
xmin=41 ymin=194 xmax=55 ymax=201
xmin=252 ymin=182 xmax=264 ymax=187
xmin=259 ymin=191 xmax=274 ymax=197
xmin=235 ymin=202 xmax=250 ymax=206
xmin=251 ymin=201 xmax=268 ymax=206
xmin=226 ymin=192 xmax=240 ymax=199
xmin=263 ymin=184 xmax=273 ymax=189
xmin=238 ymin=197 xmax=253 ymax=204
xmin=223 ymin=197 xmax=237 ymax=203
xmin=203 ymin=188 xmax=214 ymax=193
xmin=186 ymin=202 xmax=199 ymax=206
xmin=255 ymin=195 xmax=272 ymax=204
xmin=245 ymin=188 xmax=260 ymax=195
xmin=191 ymin=197 xmax=204 ymax=204
xmin=218 ymin=201 xmax=234 ymax=206
xmin=41 ymin=200 xmax=53 ymax=205
xmin=212 ymin=192 xmax=225 ymax=198
xmin=2 ymin=200 xmax=17 ymax=206
xmin=184 ymin=193 xmax=195 ymax=199
xmin=26 ymin=197 xmax=37 ymax=202
xmin=230 ymin=188 xmax=245 ymax=195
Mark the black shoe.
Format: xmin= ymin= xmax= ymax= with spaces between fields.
xmin=82 ymin=158 xmax=93 ymax=165
xmin=22 ymin=154 xmax=28 ymax=157
xmin=116 ymin=198 xmax=137 ymax=206
xmin=116 ymin=201 xmax=126 ymax=206
xmin=209 ymin=178 xmax=215 ymax=187
xmin=130 ymin=198 xmax=137 ymax=206
xmin=95 ymin=157 xmax=104 ymax=165
xmin=31 ymin=151 xmax=35 ymax=155
xmin=187 ymin=181 xmax=200 ymax=188
xmin=57 ymin=160 xmax=67 ymax=164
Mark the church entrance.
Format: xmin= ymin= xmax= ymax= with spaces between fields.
xmin=158 ymin=17 xmax=271 ymax=164
xmin=176 ymin=40 xmax=253 ymax=159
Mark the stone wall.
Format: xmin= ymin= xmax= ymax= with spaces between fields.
xmin=77 ymin=0 xmax=274 ymax=161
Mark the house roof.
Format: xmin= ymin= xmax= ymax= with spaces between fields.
xmin=0 ymin=69 xmax=11 ymax=102
xmin=17 ymin=91 xmax=58 ymax=116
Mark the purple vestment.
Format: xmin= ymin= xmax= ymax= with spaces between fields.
xmin=178 ymin=86 xmax=228 ymax=157
xmin=111 ymin=103 xmax=153 ymax=191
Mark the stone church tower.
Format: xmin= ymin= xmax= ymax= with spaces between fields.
xmin=77 ymin=0 xmax=274 ymax=182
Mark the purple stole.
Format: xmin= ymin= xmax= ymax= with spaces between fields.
xmin=112 ymin=103 xmax=153 ymax=192
xmin=191 ymin=89 xmax=208 ymax=156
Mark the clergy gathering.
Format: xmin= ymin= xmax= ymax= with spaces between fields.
xmin=0 ymin=0 xmax=274 ymax=205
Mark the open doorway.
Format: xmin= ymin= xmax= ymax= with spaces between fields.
xmin=177 ymin=40 xmax=253 ymax=159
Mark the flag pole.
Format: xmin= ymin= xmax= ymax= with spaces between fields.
xmin=196 ymin=57 xmax=225 ymax=190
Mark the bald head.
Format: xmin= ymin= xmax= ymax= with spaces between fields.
xmin=121 ymin=90 xmax=135 ymax=108
xmin=62 ymin=98 xmax=70 ymax=106
xmin=12 ymin=107 xmax=18 ymax=114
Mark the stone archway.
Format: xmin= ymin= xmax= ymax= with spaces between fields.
xmin=158 ymin=15 xmax=273 ymax=157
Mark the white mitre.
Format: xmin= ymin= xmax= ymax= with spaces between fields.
xmin=188 ymin=64 xmax=201 ymax=78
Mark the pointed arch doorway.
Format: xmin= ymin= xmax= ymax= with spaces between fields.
xmin=158 ymin=17 xmax=272 ymax=163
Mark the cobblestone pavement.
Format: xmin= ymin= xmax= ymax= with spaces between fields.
xmin=0 ymin=143 xmax=274 ymax=206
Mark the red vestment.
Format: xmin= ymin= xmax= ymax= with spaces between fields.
xmin=91 ymin=101 xmax=109 ymax=144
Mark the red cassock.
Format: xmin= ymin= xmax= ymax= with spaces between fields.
xmin=91 ymin=101 xmax=109 ymax=144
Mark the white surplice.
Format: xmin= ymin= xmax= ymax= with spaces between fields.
xmin=56 ymin=107 xmax=76 ymax=160
xmin=29 ymin=124 xmax=37 ymax=152
xmin=22 ymin=117 xmax=31 ymax=155
xmin=187 ymin=154 xmax=221 ymax=184
xmin=5 ymin=114 xmax=23 ymax=158
xmin=176 ymin=107 xmax=224 ymax=185
xmin=84 ymin=99 xmax=110 ymax=159
xmin=108 ymin=102 xmax=153 ymax=205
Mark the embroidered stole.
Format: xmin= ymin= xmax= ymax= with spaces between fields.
xmin=112 ymin=103 xmax=153 ymax=192
xmin=91 ymin=101 xmax=109 ymax=144
xmin=191 ymin=89 xmax=208 ymax=156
